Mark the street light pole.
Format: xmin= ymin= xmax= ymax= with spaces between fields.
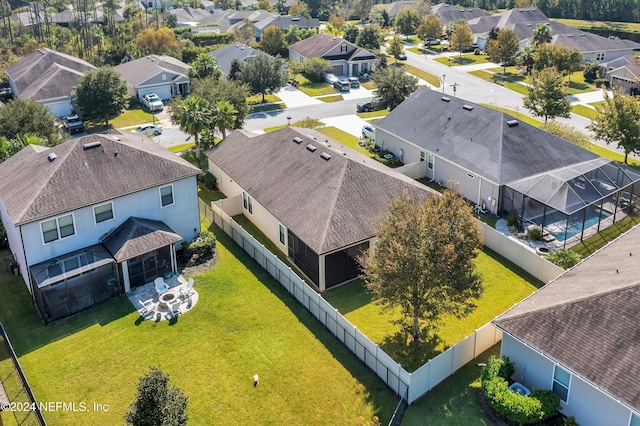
xmin=442 ymin=75 xmax=446 ymax=93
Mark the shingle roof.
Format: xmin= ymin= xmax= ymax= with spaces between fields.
xmin=102 ymin=217 xmax=182 ymax=262
xmin=494 ymin=224 xmax=640 ymax=412
xmin=6 ymin=48 xmax=96 ymax=101
xmin=432 ymin=3 xmax=489 ymax=25
xmin=114 ymin=55 xmax=189 ymax=88
xmin=0 ymin=131 xmax=200 ymax=226
xmin=209 ymin=43 xmax=264 ymax=75
xmin=254 ymin=15 xmax=319 ymax=31
xmin=374 ymin=88 xmax=598 ymax=185
xmin=164 ymin=6 xmax=212 ymax=23
xmin=385 ymin=1 xmax=415 ymax=18
xmin=206 ymin=127 xmax=434 ymax=254
xmin=553 ymin=32 xmax=640 ymax=53
xmin=288 ymin=33 xmax=376 ymax=61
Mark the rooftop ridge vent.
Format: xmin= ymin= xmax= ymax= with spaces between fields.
xmin=441 ymin=96 xmax=451 ymax=102
xmin=293 ymin=136 xmax=303 ymax=144
xmin=320 ymin=152 xmax=331 ymax=161
xmin=83 ymin=142 xmax=102 ymax=150
xmin=306 ymin=144 xmax=317 ymax=152
xmin=47 ymin=153 xmax=57 ymax=162
xmin=506 ymin=119 xmax=519 ymax=127
xmin=462 ymin=104 xmax=474 ymax=111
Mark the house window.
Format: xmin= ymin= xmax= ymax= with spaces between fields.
xmin=631 ymin=414 xmax=640 ymax=426
xmin=160 ymin=185 xmax=174 ymax=207
xmin=279 ymin=224 xmax=286 ymax=245
xmin=420 ymin=151 xmax=425 ymax=162
xmin=595 ymin=52 xmax=605 ymax=61
xmin=428 ymin=154 xmax=434 ymax=170
xmin=93 ymin=202 xmax=114 ymax=224
xmin=553 ymin=365 xmax=571 ymax=403
xmin=243 ymin=192 xmax=253 ymax=214
xmin=41 ymin=214 xmax=75 ymax=244
xmin=341 ymin=45 xmax=347 ymax=52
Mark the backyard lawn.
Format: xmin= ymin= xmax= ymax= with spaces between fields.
xmin=323 ymin=248 xmax=542 ymax=371
xmin=0 ymin=227 xmax=398 ymax=425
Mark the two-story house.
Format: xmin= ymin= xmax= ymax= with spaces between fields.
xmin=0 ymin=131 xmax=201 ymax=322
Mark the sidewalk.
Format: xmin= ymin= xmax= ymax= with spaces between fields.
xmin=320 ymin=114 xmax=370 ymax=138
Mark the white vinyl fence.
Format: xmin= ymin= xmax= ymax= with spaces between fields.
xmin=202 ymin=200 xmax=506 ymax=405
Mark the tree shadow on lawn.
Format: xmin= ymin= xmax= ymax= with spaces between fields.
xmin=322 ymin=279 xmax=374 ymax=315
xmin=380 ymin=330 xmax=445 ymax=372
xmin=481 ymin=247 xmax=545 ymax=290
xmin=203 ymin=223 xmax=400 ymax=422
xmin=565 ymin=80 xmax=591 ymax=91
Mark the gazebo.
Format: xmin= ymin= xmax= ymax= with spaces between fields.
xmin=501 ymin=158 xmax=640 ymax=247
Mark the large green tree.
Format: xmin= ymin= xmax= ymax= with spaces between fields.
xmin=74 ymin=67 xmax=128 ymax=127
xmin=303 ymin=57 xmax=331 ymax=82
xmin=388 ymin=34 xmax=405 ymax=62
xmin=356 ymin=25 xmax=382 ymax=51
xmin=416 ymin=14 xmax=442 ymax=45
xmin=260 ymin=26 xmax=287 ymax=56
xmin=124 ymin=366 xmax=188 ymax=426
xmin=394 ymin=7 xmax=420 ymax=39
xmin=450 ymin=22 xmax=473 ymax=59
xmin=359 ymin=190 xmax=483 ymax=342
xmin=238 ymin=53 xmax=287 ymax=103
xmin=589 ymin=88 xmax=640 ymax=164
xmin=211 ymin=100 xmax=238 ymax=139
xmin=523 ymin=67 xmax=571 ymax=122
xmin=188 ymin=53 xmax=222 ymax=80
xmin=486 ymin=28 xmax=520 ymax=75
xmin=343 ymin=24 xmax=360 ymax=43
xmin=372 ymin=66 xmax=419 ymax=110
xmin=191 ymin=78 xmax=250 ymax=130
xmin=0 ymin=99 xmax=61 ymax=146
xmin=532 ymin=23 xmax=552 ymax=45
xmin=169 ymin=95 xmax=212 ymax=168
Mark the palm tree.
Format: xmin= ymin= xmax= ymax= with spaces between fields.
xmin=284 ymin=24 xmax=301 ymax=44
xmin=212 ymin=101 xmax=238 ymax=139
xmin=188 ymin=53 xmax=222 ymax=81
xmin=169 ymin=95 xmax=212 ymax=168
xmin=532 ymin=23 xmax=552 ymax=45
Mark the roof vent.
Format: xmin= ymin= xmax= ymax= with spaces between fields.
xmin=306 ymin=144 xmax=317 ymax=152
xmin=293 ymin=136 xmax=303 ymax=144
xmin=320 ymin=152 xmax=331 ymax=161
xmin=462 ymin=104 xmax=474 ymax=111
xmin=506 ymin=119 xmax=519 ymax=127
xmin=83 ymin=141 xmax=102 ymax=150
xmin=441 ymin=96 xmax=451 ymax=102
xmin=47 ymin=153 xmax=57 ymax=162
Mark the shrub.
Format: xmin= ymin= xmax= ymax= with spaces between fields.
xmin=583 ymin=61 xmax=600 ymax=83
xmin=528 ymin=226 xmax=543 ymax=241
xmin=474 ymin=48 xmax=481 ymax=55
xmin=507 ymin=215 xmax=520 ymax=228
xmin=545 ymin=249 xmax=582 ymax=269
xmin=593 ymin=78 xmax=610 ymax=88
xmin=199 ymin=171 xmax=217 ymax=189
xmin=481 ymin=356 xmax=560 ymax=424
xmin=0 ymin=222 xmax=7 ymax=250
xmin=186 ymin=231 xmax=216 ymax=256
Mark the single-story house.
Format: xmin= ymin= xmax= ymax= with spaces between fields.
xmin=114 ymin=54 xmax=190 ymax=103
xmin=373 ymin=88 xmax=640 ymax=245
xmin=206 ymin=126 xmax=435 ymax=291
xmin=493 ymin=223 xmax=640 ymax=426
xmin=254 ymin=15 xmax=319 ymax=41
xmin=209 ymin=43 xmax=282 ymax=76
xmin=0 ymin=131 xmax=201 ymax=322
xmin=600 ymin=55 xmax=640 ymax=92
xmin=163 ymin=6 xmax=212 ymax=26
xmin=432 ymin=3 xmax=489 ymax=25
xmin=5 ymin=48 xmax=96 ymax=117
xmin=288 ymin=33 xmax=378 ymax=77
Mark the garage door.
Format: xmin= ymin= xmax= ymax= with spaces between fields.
xmin=46 ymin=99 xmax=73 ymax=117
xmin=138 ymin=86 xmax=172 ymax=102
xmin=331 ymin=65 xmax=344 ymax=76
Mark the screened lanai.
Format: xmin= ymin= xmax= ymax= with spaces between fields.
xmin=502 ymin=158 xmax=640 ymax=248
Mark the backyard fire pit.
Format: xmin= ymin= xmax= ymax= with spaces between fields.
xmin=159 ymin=291 xmax=177 ymax=308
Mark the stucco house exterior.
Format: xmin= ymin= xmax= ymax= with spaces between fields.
xmin=493 ymin=224 xmax=640 ymax=426
xmin=288 ymin=33 xmax=378 ymax=76
xmin=600 ymin=55 xmax=640 ymax=92
xmin=5 ymin=48 xmax=96 ymax=117
xmin=0 ymin=131 xmax=201 ymax=322
xmin=206 ymin=126 xmax=434 ymax=291
xmin=114 ymin=55 xmax=191 ymax=103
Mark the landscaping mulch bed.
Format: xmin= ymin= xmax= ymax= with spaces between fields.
xmin=478 ymin=390 xmax=566 ymax=426
xmin=178 ymin=250 xmax=218 ymax=277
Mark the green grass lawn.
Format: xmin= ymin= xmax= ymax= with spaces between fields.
xmin=167 ymin=142 xmax=195 ymax=153
xmin=0 ymin=226 xmax=398 ymax=425
xmin=323 ymin=248 xmax=541 ymax=371
xmin=246 ymin=94 xmax=281 ymax=105
xmin=294 ymin=75 xmax=336 ymax=97
xmin=197 ymin=182 xmax=225 ymax=206
xmin=361 ymin=80 xmax=376 ymax=90
xmin=318 ymin=94 xmax=344 ymax=102
xmin=571 ymin=210 xmax=640 ymax=257
xmin=110 ymin=107 xmax=155 ymax=128
xmin=550 ymin=17 xmax=640 ymax=33
xmin=571 ymin=104 xmax=598 ymax=119
xmin=315 ymin=126 xmax=371 ymax=156
xmin=435 ymin=54 xmax=492 ymax=67
xmin=263 ymin=124 xmax=287 ymax=132
xmin=389 ymin=63 xmax=441 ymax=87
xmin=249 ymin=103 xmax=285 ymax=113
xmin=470 ymin=70 xmax=529 ymax=95
xmin=357 ymin=110 xmax=390 ymax=119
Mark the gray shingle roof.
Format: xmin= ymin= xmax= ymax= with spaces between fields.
xmin=164 ymin=6 xmax=212 ymax=23
xmin=288 ymin=33 xmax=376 ymax=62
xmin=494 ymin=224 xmax=640 ymax=412
xmin=102 ymin=217 xmax=182 ymax=262
xmin=0 ymin=131 xmax=200 ymax=226
xmin=432 ymin=3 xmax=489 ymax=25
xmin=6 ymin=48 xmax=96 ymax=101
xmin=374 ymin=88 xmax=598 ymax=185
xmin=553 ymin=32 xmax=640 ymax=53
xmin=209 ymin=43 xmax=265 ymax=76
xmin=255 ymin=15 xmax=319 ymax=31
xmin=114 ymin=55 xmax=189 ymax=88
xmin=385 ymin=1 xmax=415 ymax=18
xmin=206 ymin=127 xmax=434 ymax=254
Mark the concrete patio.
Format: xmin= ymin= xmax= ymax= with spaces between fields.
xmin=127 ymin=274 xmax=199 ymax=321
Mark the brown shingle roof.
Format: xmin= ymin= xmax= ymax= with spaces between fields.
xmin=102 ymin=217 xmax=182 ymax=262
xmin=0 ymin=131 xmax=200 ymax=226
xmin=206 ymin=127 xmax=435 ymax=254
xmin=114 ymin=55 xmax=189 ymax=88
xmin=288 ymin=33 xmax=357 ymax=59
xmin=494 ymin=224 xmax=640 ymax=412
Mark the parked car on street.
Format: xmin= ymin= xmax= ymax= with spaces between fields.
xmin=348 ymin=77 xmax=360 ymax=88
xmin=62 ymin=114 xmax=85 ymax=134
xmin=333 ymin=80 xmax=350 ymax=92
xmin=362 ymin=124 xmax=375 ymax=140
xmin=132 ymin=124 xmax=163 ymax=136
xmin=356 ymin=100 xmax=381 ymax=113
xmin=142 ymin=94 xmax=164 ymax=112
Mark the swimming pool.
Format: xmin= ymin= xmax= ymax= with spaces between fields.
xmin=532 ymin=209 xmax=612 ymax=242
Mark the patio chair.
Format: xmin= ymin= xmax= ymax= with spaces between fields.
xmin=179 ymin=278 xmax=195 ymax=299
xmin=155 ymin=277 xmax=169 ymax=296
xmin=139 ymin=299 xmax=155 ymax=317
xmin=170 ymin=301 xmax=181 ymax=318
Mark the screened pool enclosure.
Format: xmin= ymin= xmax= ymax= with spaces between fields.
xmin=502 ymin=159 xmax=640 ymax=247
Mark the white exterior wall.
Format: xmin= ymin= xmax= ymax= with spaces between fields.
xmin=43 ymin=96 xmax=73 ymax=117
xmin=501 ymin=333 xmax=635 ymax=426
xmin=0 ymin=198 xmax=29 ymax=282
xmin=288 ymin=50 xmax=305 ymax=64
xmin=19 ymin=176 xmax=199 ymax=268
xmin=137 ymin=85 xmax=173 ymax=102
xmin=584 ymin=49 xmax=635 ymax=63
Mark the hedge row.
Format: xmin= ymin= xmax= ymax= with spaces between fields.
xmin=481 ymin=356 xmax=560 ymax=424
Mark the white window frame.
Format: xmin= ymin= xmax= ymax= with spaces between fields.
xmin=420 ymin=151 xmax=426 ymax=162
xmin=595 ymin=52 xmax=605 ymax=61
xmin=428 ymin=154 xmax=434 ymax=170
xmin=278 ymin=223 xmax=286 ymax=245
xmin=552 ymin=365 xmax=571 ymax=404
xmin=160 ymin=184 xmax=174 ymax=208
xmin=40 ymin=213 xmax=76 ymax=245
xmin=93 ymin=202 xmax=114 ymax=224
xmin=630 ymin=412 xmax=640 ymax=426
xmin=242 ymin=192 xmax=253 ymax=215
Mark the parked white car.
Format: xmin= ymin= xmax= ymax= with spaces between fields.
xmin=132 ymin=124 xmax=163 ymax=136
xmin=362 ymin=124 xmax=375 ymax=140
xmin=142 ymin=94 xmax=163 ymax=112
